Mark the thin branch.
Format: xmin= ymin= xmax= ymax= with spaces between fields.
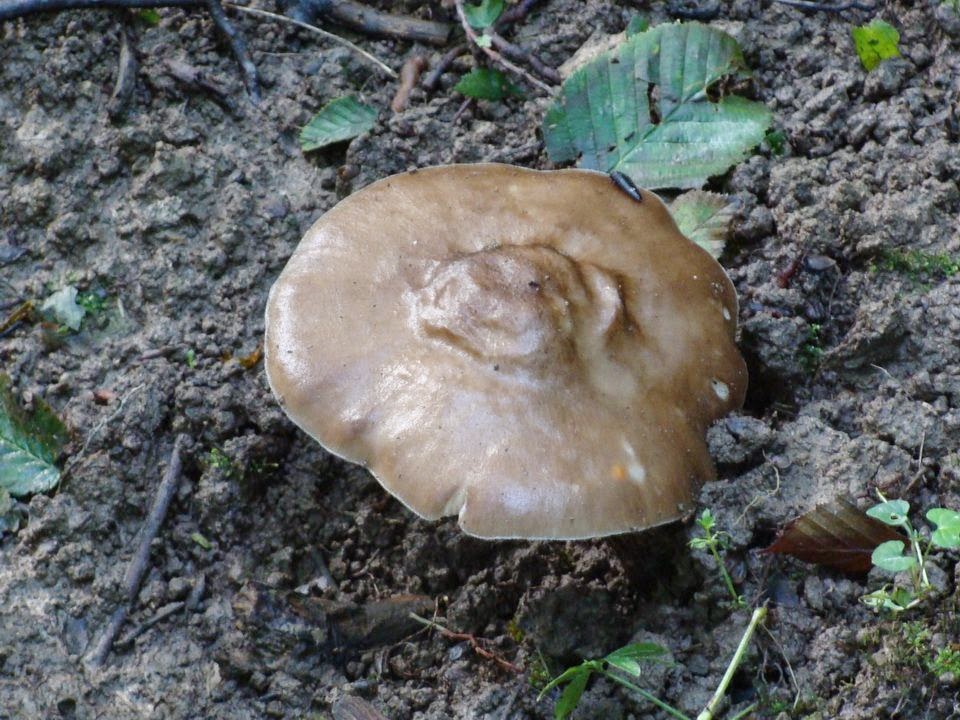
xmin=391 ymin=55 xmax=428 ymax=112
xmin=452 ymin=0 xmax=554 ymax=95
xmin=85 ymin=435 xmax=186 ymax=668
xmin=772 ymin=0 xmax=877 ymax=11
xmin=224 ymin=3 xmax=396 ymax=79
xmin=204 ymin=0 xmax=260 ymax=103
xmin=296 ymin=0 xmax=450 ymax=46
xmin=488 ymin=29 xmax=560 ymax=84
xmin=422 ymin=42 xmax=467 ymax=91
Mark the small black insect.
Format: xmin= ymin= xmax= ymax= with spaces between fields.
xmin=609 ymin=170 xmax=642 ymax=202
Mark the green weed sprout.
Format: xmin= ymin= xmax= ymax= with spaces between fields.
xmin=538 ymin=607 xmax=767 ymax=720
xmin=689 ymin=509 xmax=745 ymax=607
xmin=861 ymin=493 xmax=960 ymax=613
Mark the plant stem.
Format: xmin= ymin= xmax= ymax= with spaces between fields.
xmin=602 ymin=673 xmax=691 ymax=720
xmin=728 ymin=703 xmax=758 ymax=720
xmin=708 ymin=541 xmax=742 ymax=606
xmin=696 ymin=606 xmax=768 ymax=720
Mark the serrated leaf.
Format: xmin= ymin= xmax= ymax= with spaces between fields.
xmin=463 ymin=0 xmax=503 ymax=29
xmin=554 ymin=668 xmax=590 ymax=720
xmin=454 ymin=68 xmax=522 ymax=101
xmin=543 ymin=22 xmax=771 ymax=190
xmin=871 ymin=540 xmax=916 ymax=573
xmin=41 ymin=286 xmax=85 ymax=331
xmin=851 ymin=19 xmax=900 ymax=72
xmin=866 ymin=500 xmax=911 ymax=527
xmin=299 ymin=96 xmax=377 ymax=153
xmin=927 ymin=508 xmax=960 ymax=549
xmin=669 ymin=191 xmax=735 ymax=258
xmin=764 ymin=497 xmax=903 ymax=574
xmin=0 ymin=374 xmax=68 ymax=497
xmin=604 ymin=642 xmax=668 ymax=677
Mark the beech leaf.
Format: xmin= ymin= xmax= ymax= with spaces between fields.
xmin=765 ymin=497 xmax=904 ymax=574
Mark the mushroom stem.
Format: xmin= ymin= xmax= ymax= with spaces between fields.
xmin=606 ymin=525 xmax=691 ymax=584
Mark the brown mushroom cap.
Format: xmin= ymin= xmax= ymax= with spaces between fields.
xmin=265 ymin=164 xmax=746 ymax=540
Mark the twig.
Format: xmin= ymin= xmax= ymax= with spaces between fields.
xmin=422 ymin=42 xmax=467 ymax=91
xmin=452 ymin=0 xmax=554 ymax=95
xmin=772 ymin=0 xmax=876 ymax=10
xmin=296 ymin=0 xmax=451 ymax=46
xmin=496 ymin=0 xmax=541 ymax=26
xmin=106 ymin=15 xmax=138 ymax=120
xmin=488 ymin=30 xmax=560 ymax=84
xmin=390 ymin=55 xmax=428 ymax=112
xmin=203 ymin=0 xmax=259 ymax=103
xmin=409 ymin=612 xmax=521 ymax=673
xmin=224 ymin=4 xmax=396 ymax=79
xmin=116 ymin=601 xmax=186 ymax=648
xmin=85 ymin=435 xmax=186 ymax=668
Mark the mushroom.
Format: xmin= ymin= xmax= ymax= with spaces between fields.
xmin=265 ymin=164 xmax=746 ymax=540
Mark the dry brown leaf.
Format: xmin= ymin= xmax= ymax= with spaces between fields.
xmin=764 ymin=497 xmax=903 ymax=574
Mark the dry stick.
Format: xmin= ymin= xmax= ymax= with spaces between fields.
xmin=203 ymin=0 xmax=259 ymax=103
xmin=772 ymin=0 xmax=876 ymax=10
xmin=0 ymin=0 xmax=450 ymax=42
xmin=86 ymin=435 xmax=186 ymax=668
xmin=115 ymin=601 xmax=186 ymax=648
xmin=391 ymin=55 xmax=428 ymax=112
xmin=422 ymin=42 xmax=467 ymax=91
xmin=488 ymin=30 xmax=560 ymax=84
xmin=452 ymin=0 xmax=554 ymax=96
xmin=224 ymin=4 xmax=396 ymax=79
xmin=409 ymin=612 xmax=522 ymax=674
xmin=304 ymin=0 xmax=450 ymax=46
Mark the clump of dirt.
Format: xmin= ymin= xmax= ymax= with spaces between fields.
xmin=2 ymin=1 xmax=960 ymax=718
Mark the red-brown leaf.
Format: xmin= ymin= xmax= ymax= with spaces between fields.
xmin=764 ymin=497 xmax=904 ymax=574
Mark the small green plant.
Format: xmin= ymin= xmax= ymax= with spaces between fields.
xmin=207 ymin=447 xmax=239 ymax=478
xmin=689 ymin=509 xmax=745 ymax=607
xmin=851 ymin=19 xmax=900 ymax=72
xmin=871 ymin=248 xmax=960 ymax=282
xmin=539 ymin=608 xmax=767 ymax=720
xmin=184 ymin=348 xmax=198 ymax=369
xmin=860 ymin=494 xmax=960 ymax=612
xmin=799 ymin=323 xmax=824 ymax=372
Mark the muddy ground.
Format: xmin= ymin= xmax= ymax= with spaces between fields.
xmin=2 ymin=0 xmax=960 ymax=718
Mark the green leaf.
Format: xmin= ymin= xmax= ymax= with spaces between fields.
xmin=871 ymin=540 xmax=917 ymax=573
xmin=555 ymin=668 xmax=590 ymax=720
xmin=0 ymin=374 xmax=69 ymax=497
xmin=299 ymin=96 xmax=377 ymax=153
xmin=538 ymin=664 xmax=589 ymax=699
xmin=463 ymin=0 xmax=503 ymax=29
xmin=454 ymin=68 xmax=522 ymax=101
xmin=926 ymin=508 xmax=960 ymax=549
xmin=669 ymin=191 xmax=735 ymax=259
xmin=851 ymin=19 xmax=900 ymax=72
xmin=41 ymin=286 xmax=85 ymax=331
xmin=542 ymin=22 xmax=771 ymax=190
xmin=866 ymin=500 xmax=911 ymax=527
xmin=191 ymin=531 xmax=213 ymax=550
xmin=604 ymin=642 xmax=668 ymax=677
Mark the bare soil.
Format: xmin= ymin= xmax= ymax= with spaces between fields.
xmin=2 ymin=1 xmax=960 ymax=718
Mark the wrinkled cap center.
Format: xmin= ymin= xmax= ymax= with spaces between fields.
xmin=414 ymin=244 xmax=627 ymax=371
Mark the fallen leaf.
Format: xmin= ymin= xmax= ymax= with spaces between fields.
xmin=764 ymin=497 xmax=904 ymax=574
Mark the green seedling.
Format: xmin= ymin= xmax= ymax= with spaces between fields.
xmin=851 ymin=19 xmax=900 ymax=72
xmin=799 ymin=323 xmax=824 ymax=372
xmin=690 ymin=509 xmax=745 ymax=607
xmin=860 ymin=494 xmax=960 ymax=612
xmin=184 ymin=348 xmax=198 ymax=369
xmin=207 ymin=447 xmax=239 ymax=478
xmin=871 ymin=248 xmax=960 ymax=283
xmin=539 ymin=607 xmax=767 ymax=720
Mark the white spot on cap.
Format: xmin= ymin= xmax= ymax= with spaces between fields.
xmin=722 ymin=306 xmax=731 ymax=321
xmin=620 ymin=439 xmax=646 ymax=485
xmin=712 ymin=379 xmax=730 ymax=402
